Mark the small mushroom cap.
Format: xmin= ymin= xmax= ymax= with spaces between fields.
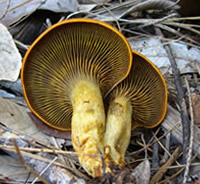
xmin=107 ymin=51 xmax=167 ymax=129
xmin=21 ymin=18 xmax=132 ymax=130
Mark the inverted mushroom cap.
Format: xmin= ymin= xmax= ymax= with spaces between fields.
xmin=21 ymin=18 xmax=132 ymax=130
xmin=107 ymin=50 xmax=167 ymax=129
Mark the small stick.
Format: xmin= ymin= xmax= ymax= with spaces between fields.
xmin=121 ymin=0 xmax=179 ymax=18
xmin=0 ymin=144 xmax=98 ymax=157
xmin=151 ymin=141 xmax=159 ymax=175
xmin=98 ymin=147 xmax=106 ymax=176
xmin=137 ymin=13 xmax=178 ymax=30
xmin=159 ymin=167 xmax=184 ymax=184
xmin=31 ymin=157 xmax=58 ymax=184
xmin=102 ymin=5 xmax=121 ymax=32
xmin=14 ymin=39 xmax=29 ymax=50
xmin=155 ymin=28 xmax=190 ymax=172
xmin=12 ymin=138 xmax=49 ymax=184
xmin=130 ymin=120 xmax=180 ymax=156
xmin=183 ymin=77 xmax=194 ymax=183
xmin=160 ymin=132 xmax=170 ymax=164
xmin=152 ymin=131 xmax=181 ymax=166
xmin=148 ymin=128 xmax=161 ymax=174
xmin=150 ymin=146 xmax=182 ymax=184
xmin=141 ymin=133 xmax=148 ymax=159
xmin=0 ymin=136 xmax=89 ymax=180
xmin=0 ymin=0 xmax=10 ymax=20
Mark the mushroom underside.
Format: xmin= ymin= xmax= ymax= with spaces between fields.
xmin=21 ymin=19 xmax=132 ymax=177
xmin=104 ymin=51 xmax=167 ymax=166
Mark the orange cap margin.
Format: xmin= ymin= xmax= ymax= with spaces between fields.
xmin=131 ymin=50 xmax=168 ymax=130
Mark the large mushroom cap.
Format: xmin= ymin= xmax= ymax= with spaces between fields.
xmin=21 ymin=18 xmax=132 ymax=130
xmin=107 ymin=51 xmax=167 ymax=128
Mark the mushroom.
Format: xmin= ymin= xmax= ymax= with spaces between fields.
xmin=21 ymin=18 xmax=132 ymax=177
xmin=104 ymin=50 xmax=167 ymax=166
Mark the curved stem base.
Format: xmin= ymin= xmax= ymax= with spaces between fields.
xmin=104 ymin=96 xmax=132 ymax=166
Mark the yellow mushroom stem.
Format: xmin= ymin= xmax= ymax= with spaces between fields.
xmin=71 ymin=79 xmax=110 ymax=177
xmin=104 ymin=96 xmax=132 ymax=166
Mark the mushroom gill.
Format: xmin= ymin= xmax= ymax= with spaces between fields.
xmin=21 ymin=18 xmax=132 ymax=177
xmin=104 ymin=51 xmax=167 ymax=166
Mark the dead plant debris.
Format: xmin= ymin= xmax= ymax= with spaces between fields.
xmin=0 ymin=0 xmax=200 ymax=183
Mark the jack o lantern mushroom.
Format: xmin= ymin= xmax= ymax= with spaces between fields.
xmin=104 ymin=50 xmax=167 ymax=166
xmin=21 ymin=18 xmax=132 ymax=177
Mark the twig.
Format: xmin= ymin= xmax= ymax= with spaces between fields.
xmin=158 ymin=167 xmax=184 ymax=184
xmin=167 ymin=16 xmax=200 ymax=21
xmin=0 ymin=144 xmax=98 ymax=157
xmin=136 ymin=140 xmax=153 ymax=153
xmin=14 ymin=39 xmax=29 ymax=50
xmin=150 ymin=146 xmax=182 ymax=184
xmin=12 ymin=138 xmax=49 ymax=184
xmin=151 ymin=127 xmax=160 ymax=174
xmin=137 ymin=13 xmax=178 ymax=30
xmin=141 ymin=133 xmax=148 ymax=159
xmin=31 ymin=156 xmax=58 ymax=184
xmin=155 ymin=24 xmax=200 ymax=46
xmin=160 ymin=132 xmax=170 ymax=164
xmin=51 ymin=137 xmax=71 ymax=168
xmin=130 ymin=120 xmax=180 ymax=156
xmin=50 ymin=137 xmax=84 ymax=178
xmin=158 ymin=155 xmax=197 ymax=183
xmin=155 ymin=28 xmax=190 ymax=177
xmin=90 ymin=0 xmax=143 ymax=16
xmin=151 ymin=141 xmax=159 ymax=175
xmin=121 ymin=0 xmax=179 ymax=18
xmin=152 ymin=131 xmax=180 ymax=166
xmin=0 ymin=136 xmax=89 ymax=180
xmin=183 ymin=77 xmax=194 ymax=183
xmin=7 ymin=0 xmax=39 ymax=12
xmin=98 ymin=148 xmax=106 ymax=176
xmin=102 ymin=5 xmax=121 ymax=32
xmin=196 ymin=63 xmax=200 ymax=76
xmin=151 ymin=160 xmax=200 ymax=170
xmin=0 ymin=0 xmax=10 ymax=20
xmin=162 ymin=22 xmax=200 ymax=35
